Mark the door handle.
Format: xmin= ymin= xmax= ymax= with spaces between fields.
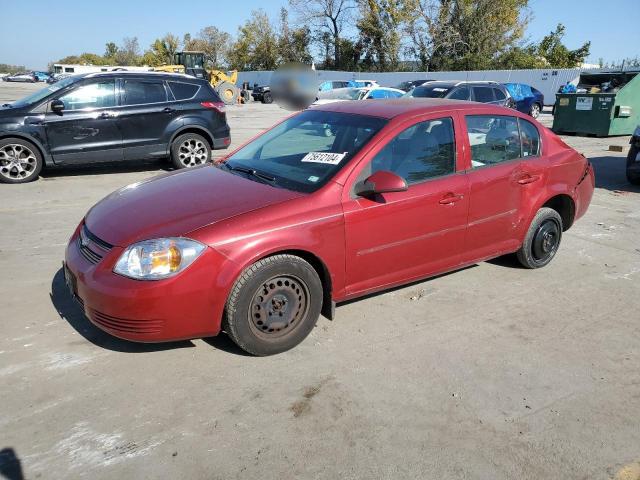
xmin=439 ymin=193 xmax=464 ymax=205
xmin=517 ymin=173 xmax=541 ymax=185
xmin=98 ymin=111 xmax=114 ymax=119
xmin=162 ymin=107 xmax=175 ymax=113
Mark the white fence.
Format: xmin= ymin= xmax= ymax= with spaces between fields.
xmin=238 ymin=68 xmax=590 ymax=105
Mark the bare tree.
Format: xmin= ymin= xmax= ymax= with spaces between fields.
xmin=289 ymin=0 xmax=356 ymax=68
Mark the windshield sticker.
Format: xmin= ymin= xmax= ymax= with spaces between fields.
xmin=301 ymin=152 xmax=347 ymax=165
xmin=307 ymin=175 xmax=320 ymax=183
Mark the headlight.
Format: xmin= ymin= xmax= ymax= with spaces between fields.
xmin=113 ymin=238 xmax=206 ymax=280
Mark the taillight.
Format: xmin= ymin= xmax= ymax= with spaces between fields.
xmin=201 ymin=101 xmax=225 ymax=113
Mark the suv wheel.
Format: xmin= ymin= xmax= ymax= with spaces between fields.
xmin=170 ymin=133 xmax=211 ymax=169
xmin=223 ymin=254 xmax=323 ymax=356
xmin=0 ymin=138 xmax=43 ymax=184
xmin=529 ymin=102 xmax=541 ymax=118
xmin=516 ymin=207 xmax=563 ymax=269
xmin=627 ymin=145 xmax=640 ymax=185
xmin=262 ymin=92 xmax=273 ymax=104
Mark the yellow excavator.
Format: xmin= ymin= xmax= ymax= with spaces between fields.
xmin=154 ymin=51 xmax=240 ymax=105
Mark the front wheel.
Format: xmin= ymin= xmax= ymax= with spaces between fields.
xmin=262 ymin=92 xmax=273 ymax=104
xmin=0 ymin=138 xmax=43 ymax=184
xmin=170 ymin=133 xmax=211 ymax=169
xmin=529 ymin=102 xmax=541 ymax=118
xmin=223 ymin=254 xmax=323 ymax=356
xmin=626 ymin=145 xmax=640 ymax=185
xmin=516 ymin=207 xmax=563 ymax=269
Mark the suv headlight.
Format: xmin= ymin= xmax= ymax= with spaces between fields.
xmin=114 ymin=238 xmax=206 ymax=280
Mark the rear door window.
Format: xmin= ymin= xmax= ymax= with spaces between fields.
xmin=466 ymin=115 xmax=521 ymax=168
xmin=168 ymin=81 xmax=200 ymax=100
xmin=122 ymin=79 xmax=168 ymax=105
xmin=518 ymin=118 xmax=541 ymax=157
xmin=472 ymin=87 xmax=496 ymax=103
xmin=493 ymin=88 xmax=506 ymax=101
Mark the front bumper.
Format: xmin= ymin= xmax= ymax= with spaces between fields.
xmin=63 ymin=224 xmax=230 ymax=342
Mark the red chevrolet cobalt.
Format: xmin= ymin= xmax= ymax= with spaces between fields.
xmin=64 ymin=99 xmax=594 ymax=355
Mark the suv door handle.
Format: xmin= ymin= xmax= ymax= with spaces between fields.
xmin=517 ymin=173 xmax=541 ymax=185
xmin=98 ymin=111 xmax=115 ymax=119
xmin=439 ymin=193 xmax=464 ymax=205
xmin=162 ymin=107 xmax=175 ymax=113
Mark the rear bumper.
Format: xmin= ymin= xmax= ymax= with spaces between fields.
xmin=63 ymin=224 xmax=230 ymax=342
xmin=574 ymin=161 xmax=595 ymax=222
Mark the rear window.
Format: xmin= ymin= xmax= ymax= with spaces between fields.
xmin=410 ymin=85 xmax=452 ymax=98
xmin=168 ymin=81 xmax=200 ymax=100
xmin=473 ymin=87 xmax=495 ymax=103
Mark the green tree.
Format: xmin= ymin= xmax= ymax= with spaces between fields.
xmin=228 ymin=10 xmax=279 ymax=70
xmin=104 ymin=42 xmax=119 ymax=61
xmin=357 ymin=0 xmax=408 ymax=71
xmin=114 ymin=37 xmax=142 ymax=66
xmin=194 ymin=26 xmax=232 ymax=68
xmin=536 ymin=23 xmax=590 ymax=68
xmin=290 ymin=0 xmax=356 ymax=68
xmin=146 ymin=33 xmax=180 ymax=65
xmin=278 ymin=8 xmax=313 ymax=64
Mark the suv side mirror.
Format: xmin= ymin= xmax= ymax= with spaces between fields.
xmin=50 ymin=99 xmax=65 ymax=114
xmin=355 ymin=170 xmax=408 ymax=197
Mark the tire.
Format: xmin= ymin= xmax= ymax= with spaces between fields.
xmin=626 ymin=145 xmax=640 ymax=185
xmin=529 ymin=102 xmax=541 ymax=119
xmin=516 ymin=207 xmax=563 ymax=269
xmin=262 ymin=92 xmax=273 ymax=104
xmin=216 ymin=82 xmax=238 ymax=105
xmin=223 ymin=254 xmax=323 ymax=356
xmin=0 ymin=137 xmax=43 ymax=184
xmin=170 ymin=133 xmax=212 ymax=169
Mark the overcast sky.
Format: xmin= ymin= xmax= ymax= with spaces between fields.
xmin=1 ymin=0 xmax=638 ymax=69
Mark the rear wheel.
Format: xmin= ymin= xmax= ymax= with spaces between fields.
xmin=516 ymin=207 xmax=563 ymax=269
xmin=170 ymin=133 xmax=211 ymax=169
xmin=626 ymin=145 xmax=640 ymax=185
xmin=529 ymin=102 xmax=541 ymax=118
xmin=223 ymin=254 xmax=323 ymax=356
xmin=0 ymin=138 xmax=43 ymax=184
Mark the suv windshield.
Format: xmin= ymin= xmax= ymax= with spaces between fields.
xmin=222 ymin=110 xmax=386 ymax=193
xmin=11 ymin=76 xmax=78 ymax=108
xmin=407 ymin=84 xmax=453 ymax=98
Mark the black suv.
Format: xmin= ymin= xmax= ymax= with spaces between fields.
xmin=0 ymin=72 xmax=231 ymax=183
xmin=406 ymin=80 xmax=516 ymax=108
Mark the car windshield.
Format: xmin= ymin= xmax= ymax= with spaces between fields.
xmin=407 ymin=84 xmax=453 ymax=98
xmin=10 ymin=76 xmax=78 ymax=108
xmin=221 ymin=110 xmax=386 ymax=193
xmin=318 ymin=88 xmax=367 ymax=101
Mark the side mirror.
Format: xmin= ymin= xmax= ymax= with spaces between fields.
xmin=355 ymin=170 xmax=408 ymax=197
xmin=50 ymin=99 xmax=65 ymax=114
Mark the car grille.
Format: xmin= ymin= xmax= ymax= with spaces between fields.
xmin=89 ymin=309 xmax=164 ymax=335
xmin=77 ymin=224 xmax=112 ymax=265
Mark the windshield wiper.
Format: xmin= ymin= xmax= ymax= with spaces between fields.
xmin=220 ymin=163 xmax=276 ymax=184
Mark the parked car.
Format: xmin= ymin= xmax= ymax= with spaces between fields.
xmin=504 ymin=83 xmax=544 ymax=118
xmin=406 ymin=81 xmax=516 ymax=108
xmin=627 ymin=125 xmax=640 ymax=185
xmin=3 ymin=72 xmax=37 ymax=83
xmin=395 ymin=79 xmax=433 ymax=92
xmin=314 ymin=86 xmax=405 ymax=105
xmin=46 ymin=73 xmax=72 ymax=84
xmin=319 ymin=80 xmax=351 ymax=91
xmin=350 ymin=79 xmax=379 ymax=88
xmin=0 ymin=71 xmax=230 ymax=183
xmin=64 ymin=99 xmax=594 ymax=356
xmin=33 ymin=71 xmax=51 ymax=82
xmin=251 ymin=85 xmax=272 ymax=103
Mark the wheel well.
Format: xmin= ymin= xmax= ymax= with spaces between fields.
xmin=172 ymin=128 xmax=214 ymax=149
xmin=0 ymin=134 xmax=48 ymax=168
xmin=542 ymin=194 xmax=575 ymax=231
xmin=264 ymin=249 xmax=333 ymax=320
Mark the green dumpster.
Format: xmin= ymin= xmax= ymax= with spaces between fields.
xmin=552 ymin=70 xmax=640 ymax=136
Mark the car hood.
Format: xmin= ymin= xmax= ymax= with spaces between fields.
xmin=84 ymin=166 xmax=303 ymax=247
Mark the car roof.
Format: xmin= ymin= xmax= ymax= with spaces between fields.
xmin=82 ymin=71 xmax=199 ymax=81
xmin=312 ymin=98 xmax=493 ymax=119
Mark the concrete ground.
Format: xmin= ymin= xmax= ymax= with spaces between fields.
xmin=1 ymin=81 xmax=639 ymax=480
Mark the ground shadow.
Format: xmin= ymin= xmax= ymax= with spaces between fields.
xmin=590 ymin=155 xmax=640 ymax=194
xmin=201 ymin=334 xmax=253 ymax=357
xmin=486 ymin=253 xmax=525 ymax=269
xmin=50 ymin=268 xmax=195 ymax=353
xmin=40 ymin=159 xmax=172 ymax=179
xmin=0 ymin=448 xmax=23 ymax=480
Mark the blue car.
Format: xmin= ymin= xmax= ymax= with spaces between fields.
xmin=504 ymin=83 xmax=544 ymax=119
xmin=33 ymin=71 xmax=51 ymax=82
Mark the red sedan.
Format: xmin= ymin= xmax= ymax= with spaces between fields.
xmin=64 ymin=99 xmax=594 ymax=355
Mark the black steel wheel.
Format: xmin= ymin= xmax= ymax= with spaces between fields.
xmin=223 ymin=254 xmax=323 ymax=356
xmin=516 ymin=207 xmax=563 ymax=269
